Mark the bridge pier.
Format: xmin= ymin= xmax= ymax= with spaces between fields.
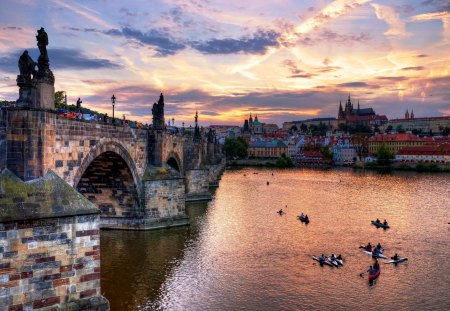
xmin=0 ymin=169 xmax=109 ymax=310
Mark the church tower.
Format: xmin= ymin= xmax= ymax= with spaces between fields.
xmin=338 ymin=100 xmax=345 ymax=120
xmin=405 ymin=109 xmax=409 ymax=119
xmin=410 ymin=109 xmax=414 ymax=119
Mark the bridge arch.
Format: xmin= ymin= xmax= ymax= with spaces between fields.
xmin=74 ymin=141 xmax=143 ymax=218
xmin=166 ymin=151 xmax=183 ymax=174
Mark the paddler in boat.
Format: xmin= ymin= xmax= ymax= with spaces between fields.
xmin=365 ymin=242 xmax=372 ymax=251
xmin=391 ymin=253 xmax=399 ymax=261
xmin=337 ymin=254 xmax=343 ymax=260
xmin=376 ymin=218 xmax=380 ymax=223
xmin=372 ymin=247 xmax=379 ymax=258
xmin=278 ymin=209 xmax=283 ymax=215
xmin=383 ymin=219 xmax=388 ymax=226
xmin=319 ymin=254 xmax=326 ymax=262
xmin=375 ymin=243 xmax=382 ymax=252
xmin=373 ymin=259 xmax=380 ymax=271
xmin=367 ymin=265 xmax=374 ymax=274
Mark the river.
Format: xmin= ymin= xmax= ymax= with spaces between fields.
xmin=101 ymin=168 xmax=450 ymax=310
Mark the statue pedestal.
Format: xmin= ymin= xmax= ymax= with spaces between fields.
xmin=31 ymin=81 xmax=55 ymax=110
xmin=16 ymin=75 xmax=33 ymax=108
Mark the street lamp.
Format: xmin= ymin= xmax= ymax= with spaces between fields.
xmin=111 ymin=94 xmax=116 ymax=124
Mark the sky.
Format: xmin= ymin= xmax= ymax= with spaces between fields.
xmin=0 ymin=0 xmax=449 ymax=126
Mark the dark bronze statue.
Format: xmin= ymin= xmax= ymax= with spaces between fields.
xmin=152 ymin=93 xmax=165 ymax=129
xmin=18 ymin=50 xmax=36 ymax=81
xmin=76 ymin=98 xmax=82 ymax=110
xmin=36 ymin=27 xmax=48 ymax=57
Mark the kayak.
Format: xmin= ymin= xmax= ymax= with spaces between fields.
xmin=335 ymin=258 xmax=344 ymax=266
xmin=368 ymin=269 xmax=381 ymax=280
xmin=384 ymin=258 xmax=408 ymax=264
xmin=277 ymin=211 xmax=285 ymax=215
xmin=312 ymin=256 xmax=333 ymax=267
xmin=362 ymin=249 xmax=388 ymax=259
xmin=371 ymin=220 xmax=390 ymax=229
xmin=327 ymin=257 xmax=339 ymax=267
xmin=297 ymin=215 xmax=310 ymax=223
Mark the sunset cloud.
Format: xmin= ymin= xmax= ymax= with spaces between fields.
xmin=0 ymin=0 xmax=448 ymax=125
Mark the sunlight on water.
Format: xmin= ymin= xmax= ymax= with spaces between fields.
xmin=101 ymin=168 xmax=450 ymax=310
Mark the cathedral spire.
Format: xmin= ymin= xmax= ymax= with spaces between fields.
xmin=405 ymin=109 xmax=409 ymax=119
xmin=410 ymin=109 xmax=414 ymax=119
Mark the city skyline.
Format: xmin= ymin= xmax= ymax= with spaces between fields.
xmin=0 ymin=0 xmax=449 ymax=125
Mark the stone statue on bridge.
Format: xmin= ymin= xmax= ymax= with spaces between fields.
xmin=36 ymin=27 xmax=48 ymax=58
xmin=152 ymin=93 xmax=165 ymax=129
xmin=18 ymin=50 xmax=36 ymax=83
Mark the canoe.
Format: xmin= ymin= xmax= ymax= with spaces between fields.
xmin=327 ymin=257 xmax=339 ymax=267
xmin=368 ymin=269 xmax=380 ymax=280
xmin=371 ymin=221 xmax=390 ymax=229
xmin=298 ymin=215 xmax=310 ymax=223
xmin=384 ymin=258 xmax=408 ymax=264
xmin=335 ymin=258 xmax=344 ymax=266
xmin=362 ymin=249 xmax=388 ymax=259
xmin=312 ymin=256 xmax=333 ymax=267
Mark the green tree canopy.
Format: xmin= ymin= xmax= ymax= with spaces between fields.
xmin=376 ymin=143 xmax=394 ymax=166
xmin=54 ymin=91 xmax=65 ymax=110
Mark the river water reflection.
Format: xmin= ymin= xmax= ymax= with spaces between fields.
xmin=101 ymin=168 xmax=450 ymax=310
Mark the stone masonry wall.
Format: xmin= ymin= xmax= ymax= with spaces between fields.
xmin=143 ymin=178 xmax=187 ymax=226
xmin=0 ymin=215 xmax=108 ymax=310
xmin=0 ymin=109 xmax=6 ymax=172
xmin=208 ymin=158 xmax=226 ymax=185
xmin=185 ymin=169 xmax=210 ymax=200
xmin=53 ymin=116 xmax=148 ymax=187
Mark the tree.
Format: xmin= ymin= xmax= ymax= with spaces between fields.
xmin=376 ymin=143 xmax=394 ymax=166
xmin=276 ymin=153 xmax=294 ymax=167
xmin=223 ymin=137 xmax=248 ymax=159
xmin=321 ymin=145 xmax=333 ymax=160
xmin=351 ymin=133 xmax=368 ymax=159
xmin=440 ymin=126 xmax=450 ymax=137
xmin=386 ymin=125 xmax=393 ymax=133
xmin=290 ymin=125 xmax=298 ymax=133
xmin=300 ymin=123 xmax=308 ymax=133
xmin=396 ymin=125 xmax=405 ymax=133
xmin=54 ymin=91 xmax=65 ymax=110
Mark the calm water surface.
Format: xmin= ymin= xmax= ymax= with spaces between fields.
xmin=101 ymin=168 xmax=450 ymax=310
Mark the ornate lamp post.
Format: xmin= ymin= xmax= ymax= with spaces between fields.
xmin=111 ymin=94 xmax=116 ymax=124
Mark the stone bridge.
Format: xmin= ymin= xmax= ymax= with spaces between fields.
xmin=0 ymin=107 xmax=225 ymax=231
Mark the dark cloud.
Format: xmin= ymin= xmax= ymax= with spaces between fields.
xmin=317 ymin=66 xmax=341 ymax=73
xmin=337 ymin=82 xmax=374 ymax=88
xmin=376 ymin=76 xmax=409 ymax=81
xmin=283 ymin=59 xmax=302 ymax=74
xmin=421 ymin=0 xmax=450 ymax=12
xmin=121 ymin=27 xmax=186 ymax=56
xmin=2 ymin=26 xmax=23 ymax=30
xmin=0 ymin=48 xmax=121 ymax=73
xmin=191 ymin=30 xmax=280 ymax=55
xmin=201 ymin=111 xmax=220 ymax=116
xmin=290 ymin=73 xmax=316 ymax=79
xmin=416 ymin=54 xmax=428 ymax=58
xmin=393 ymin=5 xmax=416 ymax=14
xmin=401 ymin=66 xmax=425 ymax=71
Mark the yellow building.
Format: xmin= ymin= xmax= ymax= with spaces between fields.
xmin=248 ymin=140 xmax=288 ymax=158
xmin=368 ymin=134 xmax=434 ymax=155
